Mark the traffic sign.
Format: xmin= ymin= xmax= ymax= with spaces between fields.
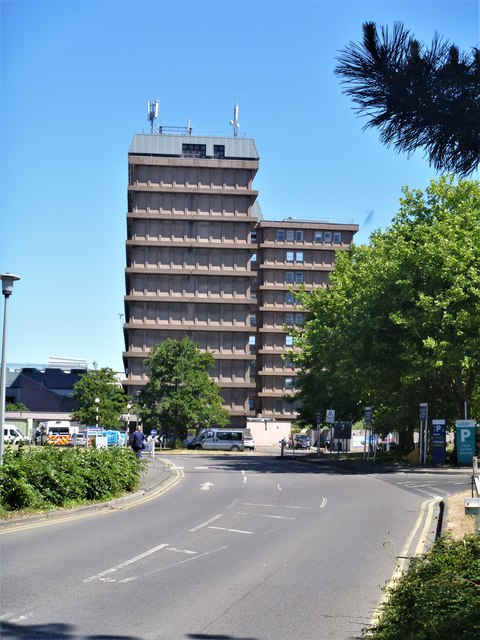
xmin=325 ymin=410 xmax=335 ymax=424
xmin=150 ymin=428 xmax=157 ymax=436
xmin=316 ymin=414 xmax=321 ymax=426
xmin=365 ymin=406 xmax=372 ymax=423
xmin=419 ymin=403 xmax=428 ymax=421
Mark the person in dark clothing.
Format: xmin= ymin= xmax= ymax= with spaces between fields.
xmin=131 ymin=426 xmax=145 ymax=459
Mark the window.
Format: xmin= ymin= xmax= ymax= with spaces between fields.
xmin=285 ymin=313 xmax=294 ymax=325
xmin=285 ymin=377 xmax=295 ymax=389
xmin=250 ymin=253 xmax=257 ymax=263
xmin=295 ymin=313 xmax=304 ymax=325
xmin=286 ymin=230 xmax=294 ymax=242
xmin=250 ymin=291 xmax=257 ymax=301
xmin=295 ymin=251 xmax=304 ymax=263
xmin=286 ymin=272 xmax=294 ymax=284
xmin=333 ymin=231 xmax=342 ymax=244
xmin=249 ymin=397 xmax=255 ymax=411
xmin=275 ymin=399 xmax=283 ymax=413
xmin=285 ymin=335 xmax=293 ymax=346
xmin=213 ymin=145 xmax=225 ymax=159
xmin=285 ymin=292 xmax=294 ymax=304
xmin=295 ymin=230 xmax=304 ymax=242
xmin=251 ymin=230 xmax=258 ymax=243
xmin=249 ymin=335 xmax=256 ymax=346
xmin=284 ymin=357 xmax=293 ymax=368
xmin=295 ymin=272 xmax=304 ymax=284
xmin=249 ymin=314 xmax=257 ymax=327
xmin=315 ymin=231 xmax=323 ymax=243
xmin=286 ymin=251 xmax=294 ymax=262
xmin=182 ymin=144 xmax=206 ymax=158
xmin=276 ymin=230 xmax=285 ymax=241
xmin=325 ymin=231 xmax=332 ymax=242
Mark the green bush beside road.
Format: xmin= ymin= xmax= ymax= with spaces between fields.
xmin=364 ymin=533 xmax=480 ymax=639
xmin=0 ymin=446 xmax=144 ymax=514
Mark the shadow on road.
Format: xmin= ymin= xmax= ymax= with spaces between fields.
xmin=0 ymin=620 xmax=138 ymax=640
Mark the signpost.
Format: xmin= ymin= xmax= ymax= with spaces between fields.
xmin=431 ymin=419 xmax=446 ymax=466
xmin=316 ymin=414 xmax=321 ymax=453
xmin=364 ymin=407 xmax=372 ymax=461
xmin=455 ymin=420 xmax=476 ymax=465
xmin=419 ymin=403 xmax=428 ymax=464
xmin=326 ymin=410 xmax=335 ymax=459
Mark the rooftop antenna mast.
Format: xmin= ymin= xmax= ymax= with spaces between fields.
xmin=147 ymin=99 xmax=159 ymax=133
xmin=230 ymin=94 xmax=245 ymax=137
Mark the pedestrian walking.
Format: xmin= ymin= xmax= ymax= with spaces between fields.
xmin=131 ymin=425 xmax=145 ymax=459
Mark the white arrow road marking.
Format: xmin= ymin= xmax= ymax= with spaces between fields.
xmin=82 ymin=543 xmax=169 ymax=583
xmin=200 ymin=482 xmax=214 ymax=491
xmin=189 ymin=513 xmax=223 ymax=532
xmin=209 ymin=526 xmax=254 ymax=535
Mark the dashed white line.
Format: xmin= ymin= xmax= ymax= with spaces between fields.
xmin=209 ymin=526 xmax=254 ymax=535
xmin=189 ymin=513 xmax=223 ymax=532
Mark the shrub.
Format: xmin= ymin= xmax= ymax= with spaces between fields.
xmin=0 ymin=446 xmax=144 ymax=512
xmin=364 ymin=534 xmax=480 ymax=639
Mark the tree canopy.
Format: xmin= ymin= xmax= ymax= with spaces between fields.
xmin=335 ymin=21 xmax=480 ymax=176
xmin=71 ymin=365 xmax=127 ymax=429
xmin=292 ymin=177 xmax=480 ymax=442
xmin=138 ymin=337 xmax=229 ymax=437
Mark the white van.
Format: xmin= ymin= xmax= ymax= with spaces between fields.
xmin=3 ymin=425 xmax=30 ymax=445
xmin=186 ymin=428 xmax=244 ymax=451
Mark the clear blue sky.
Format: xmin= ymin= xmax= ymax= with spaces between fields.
xmin=1 ymin=0 xmax=478 ymax=372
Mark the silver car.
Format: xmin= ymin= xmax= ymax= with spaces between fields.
xmin=244 ymin=435 xmax=255 ymax=450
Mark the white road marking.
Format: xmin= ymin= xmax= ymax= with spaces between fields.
xmin=189 ymin=513 xmax=223 ymax=532
xmin=227 ymin=498 xmax=239 ymax=510
xmin=200 ymin=482 xmax=214 ymax=491
xmin=242 ymin=502 xmax=312 ymax=510
xmin=195 ymin=466 xmax=210 ymax=470
xmin=242 ymin=470 xmax=247 ymax=484
xmin=167 ymin=547 xmax=197 ymax=555
xmin=119 ymin=545 xmax=228 ymax=583
xmin=277 ymin=483 xmax=282 ymax=491
xmin=209 ymin=526 xmax=254 ymax=535
xmin=82 ymin=543 xmax=169 ymax=583
xmin=258 ymin=514 xmax=295 ymax=520
xmin=320 ymin=498 xmax=328 ymax=508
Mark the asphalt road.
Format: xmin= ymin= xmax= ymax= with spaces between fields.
xmin=0 ymin=453 xmax=470 ymax=640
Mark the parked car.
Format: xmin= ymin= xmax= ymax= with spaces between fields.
xmin=186 ymin=428 xmax=245 ymax=451
xmin=3 ymin=425 xmax=30 ymax=445
xmin=70 ymin=433 xmax=86 ymax=446
xmin=293 ymin=434 xmax=311 ymax=449
xmin=244 ymin=435 xmax=255 ymax=450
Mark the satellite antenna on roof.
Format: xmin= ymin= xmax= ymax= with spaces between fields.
xmin=230 ymin=94 xmax=244 ymax=137
xmin=147 ymin=99 xmax=159 ymax=133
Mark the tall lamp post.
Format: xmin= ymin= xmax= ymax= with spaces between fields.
xmin=0 ymin=274 xmax=21 ymax=466
xmin=95 ymin=397 xmax=100 ymax=429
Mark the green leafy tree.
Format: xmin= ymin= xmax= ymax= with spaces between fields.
xmin=138 ymin=338 xmax=229 ymax=437
xmin=292 ymin=177 xmax=480 ymax=442
xmin=5 ymin=402 xmax=29 ymax=412
xmin=335 ymin=21 xmax=480 ymax=176
xmin=71 ymin=364 xmax=127 ymax=429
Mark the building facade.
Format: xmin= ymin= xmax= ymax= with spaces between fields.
xmin=123 ymin=130 xmax=358 ymax=427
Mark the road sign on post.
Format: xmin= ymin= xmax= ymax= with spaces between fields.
xmin=325 ymin=410 xmax=335 ymax=424
xmin=365 ymin=407 xmax=372 ymax=423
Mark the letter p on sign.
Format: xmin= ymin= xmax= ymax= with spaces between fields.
xmin=461 ymin=428 xmax=471 ymax=443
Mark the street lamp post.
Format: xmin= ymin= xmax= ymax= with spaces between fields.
xmin=0 ymin=274 xmax=21 ymax=466
xmin=95 ymin=397 xmax=100 ymax=429
xmin=126 ymin=402 xmax=132 ymax=447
